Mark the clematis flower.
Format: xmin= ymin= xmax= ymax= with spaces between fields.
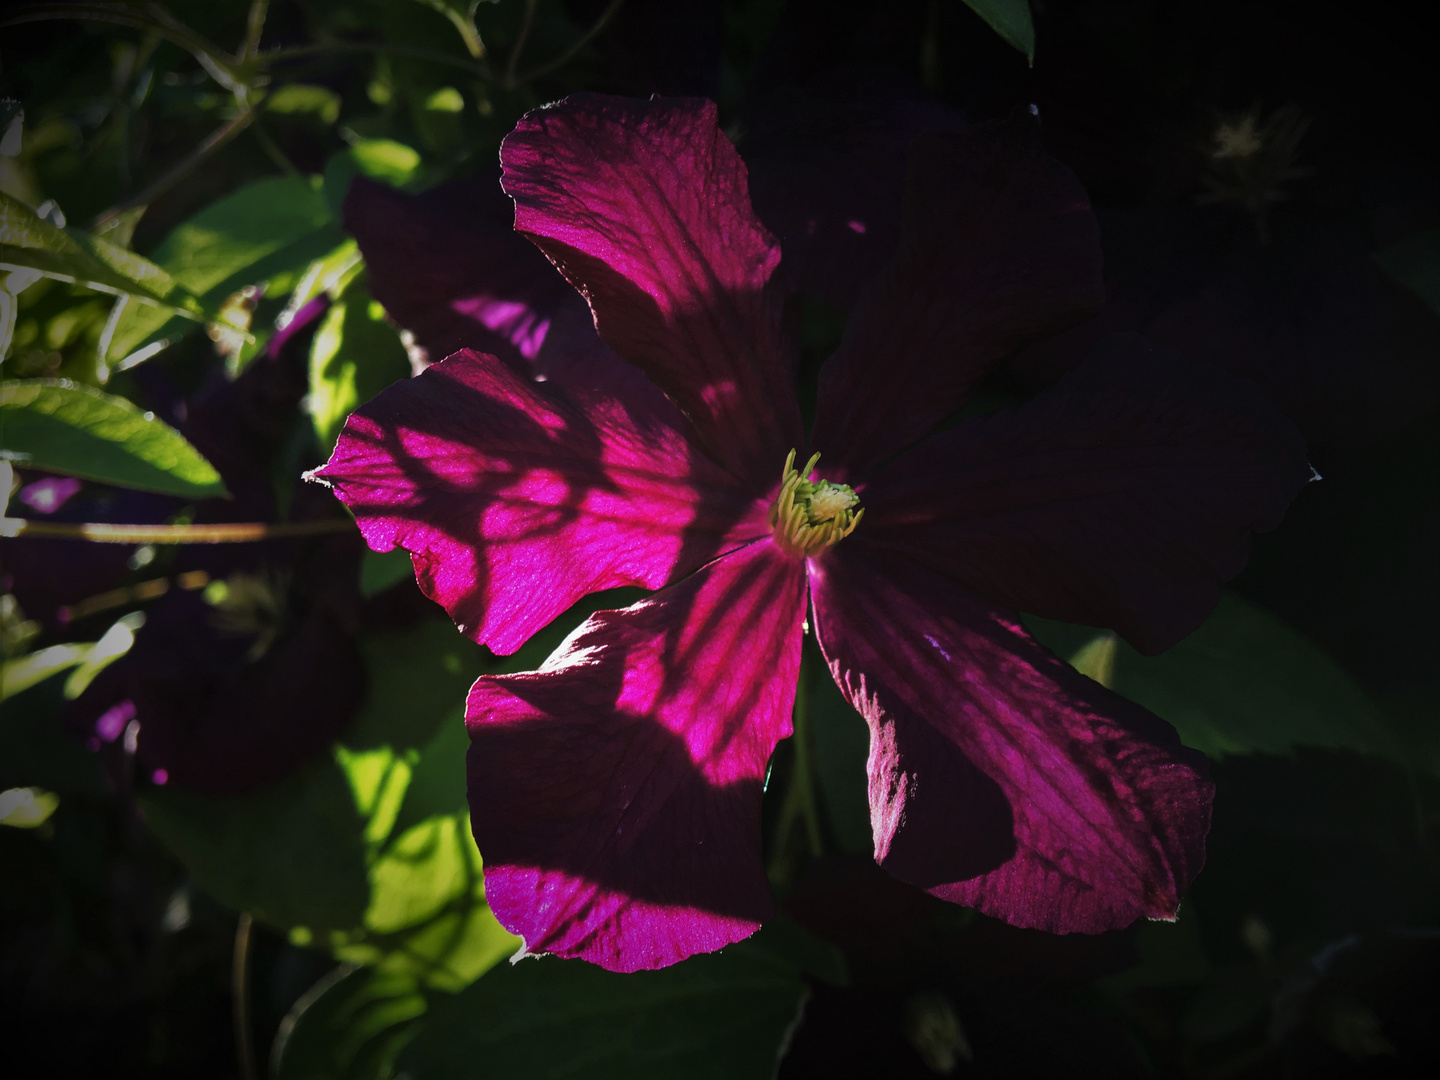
xmin=314 ymin=94 xmax=1311 ymax=972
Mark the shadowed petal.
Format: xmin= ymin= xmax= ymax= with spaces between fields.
xmin=861 ymin=333 xmax=1313 ymax=655
xmin=68 ymin=589 xmax=364 ymax=795
xmin=313 ymin=349 xmax=765 ymax=655
xmin=743 ymin=70 xmax=966 ymax=311
xmin=343 ymin=174 xmax=575 ymax=370
xmin=466 ymin=540 xmax=807 ymax=971
xmin=811 ymin=118 xmax=1104 ymax=480
xmin=501 ymin=93 xmax=802 ymax=491
xmin=809 ymin=544 xmax=1212 ymax=934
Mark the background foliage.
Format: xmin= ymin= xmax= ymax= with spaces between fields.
xmin=1 ymin=1 xmax=1436 ymax=1077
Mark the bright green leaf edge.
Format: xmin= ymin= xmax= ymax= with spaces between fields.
xmin=0 ymin=379 xmax=228 ymax=498
xmin=962 ymin=0 xmax=1036 ymax=60
xmin=0 ymin=191 xmax=205 ymax=316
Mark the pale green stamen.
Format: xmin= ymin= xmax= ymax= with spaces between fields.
xmin=768 ymin=450 xmax=864 ymax=558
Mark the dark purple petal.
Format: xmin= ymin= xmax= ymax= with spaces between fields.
xmin=1007 ymin=224 xmax=1440 ymax=447
xmin=809 ymin=544 xmax=1213 ymax=933
xmin=810 ymin=118 xmax=1104 ymax=480
xmin=68 ymin=589 xmax=364 ymax=795
xmin=1143 ymin=241 xmax=1440 ymax=447
xmin=314 ymin=349 xmax=766 ymax=655
xmin=343 ymin=174 xmax=579 ymax=370
xmin=743 ymin=69 xmax=966 ymax=310
xmin=501 ymin=93 xmax=802 ymax=492
xmin=860 ymin=333 xmax=1313 ymax=655
xmin=466 ymin=540 xmax=806 ymax=971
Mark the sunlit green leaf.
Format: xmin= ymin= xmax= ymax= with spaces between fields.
xmin=0 ymin=642 xmax=89 ymax=701
xmin=1027 ymin=592 xmax=1405 ymax=765
xmin=398 ymin=948 xmax=808 ymax=1080
xmin=107 ymin=176 xmax=343 ymax=363
xmin=308 ymin=274 xmax=409 ymax=451
xmin=0 ymin=190 xmax=199 ymax=313
xmin=272 ymin=966 xmax=427 ymax=1080
xmin=961 ymin=0 xmax=1035 ymax=60
xmin=322 ymin=140 xmax=424 ymax=218
xmin=141 ymin=617 xmax=516 ymax=988
xmin=0 ymin=785 xmax=60 ymax=828
xmin=0 ymin=379 xmax=228 ymax=497
xmin=265 ymin=84 xmax=343 ymax=125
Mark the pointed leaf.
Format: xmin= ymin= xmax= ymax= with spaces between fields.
xmin=0 ymin=190 xmax=199 ymax=312
xmin=0 ymin=379 xmax=228 ymax=498
xmin=1028 ymin=592 xmax=1406 ymax=765
xmin=107 ymin=176 xmax=342 ymax=362
xmin=961 ymin=0 xmax=1035 ymax=60
xmin=272 ymin=966 xmax=427 ymax=1080
xmin=308 ymin=273 xmax=410 ymax=451
xmin=141 ymin=617 xmax=520 ymax=988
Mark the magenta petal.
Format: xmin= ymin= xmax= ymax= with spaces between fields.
xmin=313 ymin=349 xmax=766 ymax=655
xmin=860 ymin=333 xmax=1312 ymax=655
xmin=810 ymin=118 xmax=1104 ymax=480
xmin=809 ymin=544 xmax=1213 ymax=933
xmin=501 ymin=93 xmax=802 ymax=491
xmin=466 ymin=541 xmax=807 ymax=971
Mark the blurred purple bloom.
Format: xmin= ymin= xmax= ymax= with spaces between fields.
xmin=18 ymin=477 xmax=82 ymax=514
xmin=316 ymin=95 xmax=1311 ymax=971
xmin=64 ymin=297 xmax=366 ymax=796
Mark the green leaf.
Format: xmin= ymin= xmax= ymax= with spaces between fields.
xmin=1027 ymin=592 xmax=1405 ymax=765
xmin=398 ymin=948 xmax=808 ymax=1080
xmin=265 ymin=84 xmax=343 ymax=125
xmin=272 ymin=966 xmax=427 ymax=1080
xmin=0 ymin=190 xmax=200 ymax=313
xmin=807 ymin=639 xmax=872 ymax=856
xmin=322 ymin=140 xmax=424 ymax=219
xmin=360 ymin=549 xmax=414 ymax=597
xmin=961 ymin=0 xmax=1035 ymax=60
xmin=0 ymin=379 xmax=228 ymax=498
xmin=1 ymin=643 xmax=90 ymax=702
xmin=138 ymin=756 xmax=373 ymax=931
xmin=1373 ymin=226 xmax=1440 ymax=316
xmin=308 ymin=274 xmax=410 ymax=451
xmin=140 ymin=617 xmax=517 ymax=988
xmin=107 ymin=176 xmax=343 ymax=363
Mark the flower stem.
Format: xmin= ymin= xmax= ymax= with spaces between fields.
xmin=770 ymin=646 xmax=826 ymax=884
xmin=0 ymin=517 xmax=352 ymax=544
xmin=232 ymin=913 xmax=258 ymax=1080
xmin=511 ymin=0 xmax=628 ymax=86
xmin=90 ymin=104 xmax=259 ymax=232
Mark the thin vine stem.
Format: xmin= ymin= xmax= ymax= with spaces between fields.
xmin=241 ymin=0 xmax=269 ymax=60
xmin=504 ymin=0 xmax=542 ymax=88
xmin=0 ymin=517 xmax=352 ymax=544
xmin=1 ymin=3 xmax=243 ymax=90
xmin=232 ymin=913 xmax=258 ymax=1080
xmin=262 ymin=40 xmax=492 ymax=80
xmin=90 ymin=104 xmax=259 ymax=231
xmin=512 ymin=0 xmax=627 ymax=86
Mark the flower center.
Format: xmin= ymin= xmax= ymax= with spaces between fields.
xmin=768 ymin=450 xmax=863 ymax=558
